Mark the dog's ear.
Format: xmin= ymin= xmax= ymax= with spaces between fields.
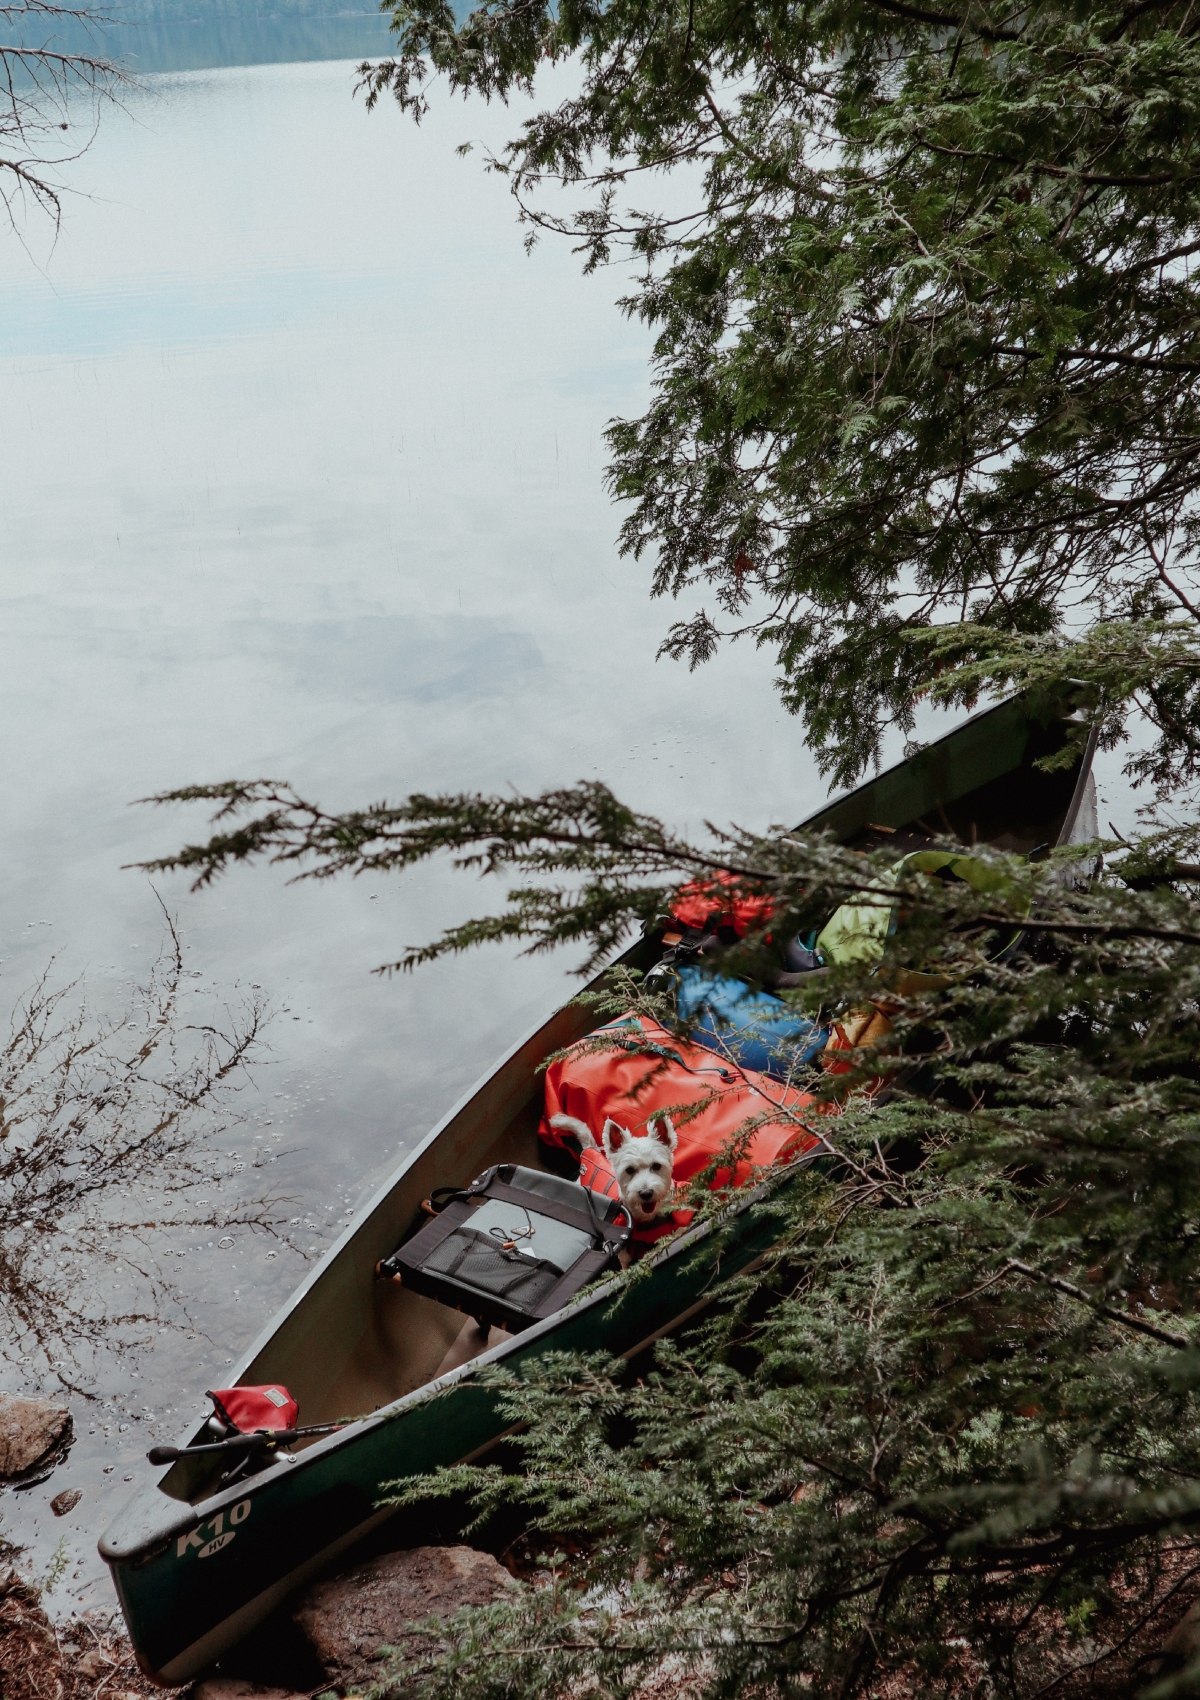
xmin=649 ymin=1116 xmax=678 ymax=1154
xmin=602 ymin=1119 xmax=628 ymax=1158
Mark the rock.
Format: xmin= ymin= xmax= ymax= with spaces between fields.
xmin=191 ymin=1681 xmax=306 ymax=1700
xmin=50 ymin=1488 xmax=81 ymax=1517
xmin=0 ymin=1394 xmax=71 ymax=1482
xmin=0 ymin=1569 xmax=64 ymax=1700
xmin=292 ymin=1545 xmax=515 ymax=1682
xmin=73 ymin=1647 xmax=107 ymax=1679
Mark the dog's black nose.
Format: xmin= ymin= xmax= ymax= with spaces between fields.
xmin=639 ymin=1190 xmax=656 ymax=1208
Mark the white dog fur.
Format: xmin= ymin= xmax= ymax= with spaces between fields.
xmin=549 ymin=1111 xmax=677 ymax=1224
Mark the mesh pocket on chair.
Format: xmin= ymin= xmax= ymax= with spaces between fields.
xmin=423 ymin=1228 xmax=563 ymax=1308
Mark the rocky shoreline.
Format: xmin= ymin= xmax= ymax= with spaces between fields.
xmin=1 ymin=1544 xmax=515 ymax=1700
xmin=7 ymin=1391 xmax=1200 ymax=1700
xmin=11 ymin=1537 xmax=1200 ymax=1700
xmin=0 ymin=1389 xmax=515 ymax=1700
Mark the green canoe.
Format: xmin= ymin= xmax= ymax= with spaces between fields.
xmin=100 ymin=694 xmax=1099 ymax=1682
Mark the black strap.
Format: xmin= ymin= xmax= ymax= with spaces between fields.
xmin=607 ymin=1029 xmax=739 ymax=1085
xmin=384 ymin=1196 xmax=478 ymax=1274
xmin=533 ymin=1246 xmax=619 ymax=1317
xmin=481 ymin=1178 xmax=631 ymax=1246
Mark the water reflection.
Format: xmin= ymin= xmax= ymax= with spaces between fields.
xmin=0 ymin=49 xmax=836 ymax=1608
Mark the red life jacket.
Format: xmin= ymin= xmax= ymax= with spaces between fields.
xmin=540 ymin=1015 xmax=824 ymax=1199
xmin=577 ymin=1141 xmax=621 ymax=1205
xmin=630 ymin=1208 xmax=696 ymax=1246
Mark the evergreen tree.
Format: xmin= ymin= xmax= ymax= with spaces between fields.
xmin=144 ymin=756 xmax=1200 ymax=1696
xmin=360 ymin=0 xmax=1200 ymax=784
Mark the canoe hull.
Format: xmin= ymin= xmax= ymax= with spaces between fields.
xmin=101 ymin=691 xmax=1098 ymax=1682
xmin=104 ymin=1180 xmax=791 ymax=1681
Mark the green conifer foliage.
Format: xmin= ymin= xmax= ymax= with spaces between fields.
xmin=144 ymin=782 xmax=1200 ymax=1694
xmin=143 ymin=3 xmax=1200 ymax=1688
xmin=361 ymin=0 xmax=1200 ymax=785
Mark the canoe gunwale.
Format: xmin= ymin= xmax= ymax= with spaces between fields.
xmin=102 ymin=692 xmax=1095 ymax=1560
xmin=98 ymin=692 xmax=1099 ymax=1681
xmin=99 ymin=1144 xmax=827 ymax=1564
xmin=1054 ymin=722 xmax=1101 ymax=849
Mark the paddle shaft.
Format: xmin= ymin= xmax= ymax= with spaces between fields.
xmin=146 ymin=1422 xmax=340 ymax=1466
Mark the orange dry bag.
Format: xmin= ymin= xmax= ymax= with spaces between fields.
xmin=540 ymin=1015 xmax=823 ymax=1193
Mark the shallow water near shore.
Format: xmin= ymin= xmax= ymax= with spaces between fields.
xmin=0 ymin=45 xmax=1140 ymax=1620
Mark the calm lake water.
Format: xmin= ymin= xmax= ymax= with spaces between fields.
xmin=0 ymin=38 xmax=1137 ymax=1613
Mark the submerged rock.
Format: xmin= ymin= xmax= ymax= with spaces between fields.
xmin=0 ymin=1569 xmax=63 ymax=1700
xmin=0 ymin=1393 xmax=72 ymax=1482
xmin=292 ymin=1545 xmax=515 ymax=1683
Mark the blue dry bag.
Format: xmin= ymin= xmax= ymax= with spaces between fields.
xmin=674 ymin=967 xmax=829 ymax=1082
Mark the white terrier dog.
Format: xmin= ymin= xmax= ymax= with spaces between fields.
xmin=549 ymin=1111 xmax=677 ymax=1224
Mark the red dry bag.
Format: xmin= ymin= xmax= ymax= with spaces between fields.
xmin=669 ymin=871 xmax=775 ymax=938
xmin=206 ymin=1384 xmax=298 ymax=1434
